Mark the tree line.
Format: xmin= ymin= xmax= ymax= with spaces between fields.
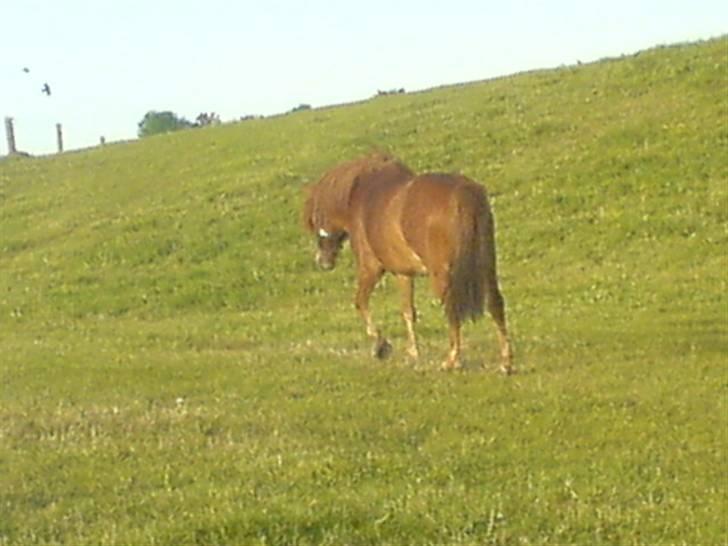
xmin=137 ymin=111 xmax=221 ymax=138
xmin=138 ymin=90 xmax=405 ymax=138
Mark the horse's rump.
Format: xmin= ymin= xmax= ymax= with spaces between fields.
xmin=399 ymin=175 xmax=493 ymax=323
xmin=353 ymin=171 xmax=496 ymax=324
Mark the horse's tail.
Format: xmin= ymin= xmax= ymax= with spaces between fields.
xmin=444 ymin=180 xmax=497 ymax=324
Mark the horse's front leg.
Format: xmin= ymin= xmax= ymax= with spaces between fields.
xmin=396 ymin=275 xmax=419 ymax=360
xmin=355 ymin=267 xmax=390 ymax=359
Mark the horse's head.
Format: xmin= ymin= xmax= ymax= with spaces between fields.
xmin=314 ymin=226 xmax=348 ymax=271
xmin=303 ymin=153 xmax=402 ymax=271
xmin=303 ymin=185 xmax=348 ymax=271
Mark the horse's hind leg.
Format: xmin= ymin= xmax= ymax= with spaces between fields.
xmin=443 ymin=318 xmax=463 ymax=370
xmin=487 ymin=284 xmax=514 ymax=375
xmin=396 ymin=275 xmax=419 ymax=359
xmin=429 ymin=267 xmax=462 ymax=370
xmin=355 ymin=266 xmax=391 ymax=359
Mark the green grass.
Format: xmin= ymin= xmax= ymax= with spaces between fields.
xmin=1 ymin=38 xmax=727 ymax=545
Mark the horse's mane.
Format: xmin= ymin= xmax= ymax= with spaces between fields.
xmin=303 ymin=152 xmax=401 ymax=233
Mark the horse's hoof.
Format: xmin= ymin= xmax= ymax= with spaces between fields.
xmin=440 ymin=360 xmax=462 ymax=371
xmin=373 ymin=339 xmax=393 ymax=360
xmin=500 ymin=365 xmax=516 ymax=376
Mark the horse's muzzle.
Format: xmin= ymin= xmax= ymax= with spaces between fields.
xmin=315 ymin=253 xmax=336 ymax=271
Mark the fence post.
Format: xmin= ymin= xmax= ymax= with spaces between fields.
xmin=56 ymin=123 xmax=63 ymax=153
xmin=4 ymin=117 xmax=17 ymax=155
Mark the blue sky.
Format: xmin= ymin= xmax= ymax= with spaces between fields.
xmin=1 ymin=0 xmax=726 ymax=154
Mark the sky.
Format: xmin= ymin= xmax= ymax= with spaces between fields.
xmin=1 ymin=0 xmax=726 ymax=155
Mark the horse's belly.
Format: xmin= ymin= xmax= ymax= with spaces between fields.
xmin=379 ymin=243 xmax=428 ymax=275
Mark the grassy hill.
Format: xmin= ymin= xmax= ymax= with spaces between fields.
xmin=1 ymin=37 xmax=726 ymax=545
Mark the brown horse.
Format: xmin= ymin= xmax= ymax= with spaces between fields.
xmin=303 ymin=153 xmax=513 ymax=373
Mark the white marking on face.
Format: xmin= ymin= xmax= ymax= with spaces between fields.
xmin=318 ymin=228 xmax=330 ymax=238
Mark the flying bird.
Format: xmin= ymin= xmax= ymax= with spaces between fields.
xmin=22 ymin=67 xmax=30 ymax=73
xmin=41 ymin=83 xmax=51 ymax=96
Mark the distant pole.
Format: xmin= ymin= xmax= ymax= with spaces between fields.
xmin=56 ymin=123 xmax=63 ymax=153
xmin=5 ymin=117 xmax=17 ymax=155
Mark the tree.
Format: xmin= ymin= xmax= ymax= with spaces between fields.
xmin=137 ymin=111 xmax=194 ymax=138
xmin=290 ymin=103 xmax=311 ymax=113
xmin=195 ymin=112 xmax=221 ymax=127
